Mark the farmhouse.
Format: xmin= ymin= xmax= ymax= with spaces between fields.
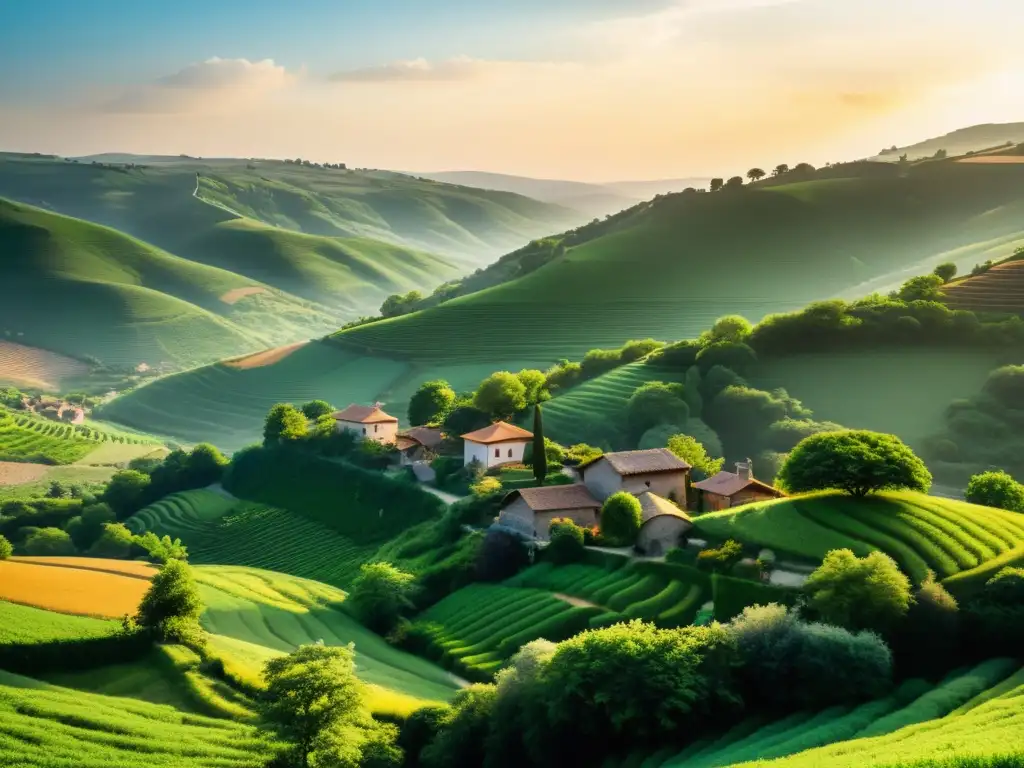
xmin=497 ymin=447 xmax=693 ymax=543
xmin=462 ymin=421 xmax=533 ymax=469
xmin=396 ymin=426 xmax=445 ymax=465
xmin=693 ymin=459 xmax=784 ymax=511
xmin=333 ymin=403 xmax=399 ymax=444
xmin=577 ymin=448 xmax=691 ymax=506
xmin=498 ymin=485 xmax=602 ymax=539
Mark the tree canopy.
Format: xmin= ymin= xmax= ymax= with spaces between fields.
xmin=301 ymin=400 xmax=334 ymax=420
xmin=803 ymin=549 xmax=912 ymax=634
xmin=933 ymin=262 xmax=957 ymax=283
xmin=136 ymin=559 xmax=203 ymax=636
xmin=965 ymin=470 xmax=1024 ymax=512
xmin=348 ymin=562 xmax=417 ymax=634
xmin=264 ymin=403 xmax=309 ymax=444
xmin=474 ymin=372 xmax=528 ymax=420
xmin=667 ymin=433 xmax=724 ymax=479
xmin=777 ymin=430 xmax=931 ymax=497
xmin=409 ymin=380 xmax=457 ymax=426
xmin=627 ymin=381 xmax=689 ymax=441
xmin=101 ymin=470 xmax=152 ymax=519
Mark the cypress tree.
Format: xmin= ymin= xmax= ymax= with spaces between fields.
xmin=533 ymin=404 xmax=547 ymax=486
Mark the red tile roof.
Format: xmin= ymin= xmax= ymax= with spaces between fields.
xmin=332 ymin=404 xmax=398 ymax=424
xmin=692 ymin=471 xmax=782 ymax=498
xmin=461 ymin=421 xmax=533 ymax=444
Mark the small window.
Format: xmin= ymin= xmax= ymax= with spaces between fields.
xmin=495 ymin=448 xmax=500 ymax=458
xmin=374 ymin=424 xmax=379 ymax=433
xmin=645 ymin=481 xmax=651 ymax=488
xmin=362 ymin=427 xmax=366 ymax=435
xmin=508 ymin=448 xmax=513 ymax=458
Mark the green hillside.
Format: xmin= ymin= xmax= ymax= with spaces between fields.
xmin=692 ymin=491 xmax=1024 ymax=583
xmin=333 ymin=161 xmax=1024 ymax=364
xmin=0 ymin=198 xmax=336 ymax=368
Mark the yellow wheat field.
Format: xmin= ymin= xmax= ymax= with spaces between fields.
xmin=0 ymin=560 xmax=151 ymax=618
xmin=11 ymin=556 xmax=157 ymax=580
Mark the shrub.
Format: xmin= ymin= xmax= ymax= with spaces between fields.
xmin=696 ymin=341 xmax=757 ymax=375
xmin=548 ymin=518 xmax=586 ymax=564
xmin=136 ymin=559 xmax=203 ymax=638
xmin=934 ymin=262 xmax=958 ymax=283
xmin=409 ymin=380 xmax=456 ymax=426
xmin=627 ymin=381 xmax=690 ymax=441
xmin=443 ymin=404 xmax=492 ymax=437
xmin=398 ymin=705 xmax=450 ymax=767
xmin=476 ymin=529 xmax=529 ymax=581
xmin=697 ymin=539 xmax=744 ymax=573
xmin=0 ymin=534 xmax=11 ymax=560
xmin=24 ymin=527 xmax=75 ymax=556
xmin=728 ymin=603 xmax=892 ymax=709
xmin=803 ymin=549 xmax=912 ymax=634
xmin=349 ymin=562 xmax=417 ymax=634
xmin=965 ymin=471 xmax=1024 ymax=512
xmin=102 ymin=470 xmax=152 ymax=519
xmin=777 ymin=430 xmax=932 ymax=496
xmin=765 ymin=418 xmax=844 ymax=453
xmin=87 ymin=523 xmax=135 ymax=558
xmin=263 ymin=403 xmax=308 ymax=444
xmin=470 ymin=476 xmax=503 ymax=497
xmin=982 ymin=365 xmax=1024 ymax=410
xmin=600 ymin=492 xmax=643 ymax=546
xmin=712 ymin=573 xmax=797 ymax=622
xmin=301 ymin=399 xmax=334 ymax=420
xmin=707 ymin=315 xmax=754 ymax=344
xmin=474 ymin=372 xmax=528 ymax=420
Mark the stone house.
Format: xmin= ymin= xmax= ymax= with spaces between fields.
xmin=396 ymin=427 xmax=444 ymax=466
xmin=635 ymin=491 xmax=693 ymax=557
xmin=577 ymin=448 xmax=691 ymax=506
xmin=498 ymin=485 xmax=602 ymax=539
xmin=333 ymin=403 xmax=399 ymax=444
xmin=692 ymin=459 xmax=784 ymax=512
xmin=462 ymin=421 xmax=533 ymax=469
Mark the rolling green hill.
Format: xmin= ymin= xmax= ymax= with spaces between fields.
xmin=0 ymin=198 xmax=338 ymax=368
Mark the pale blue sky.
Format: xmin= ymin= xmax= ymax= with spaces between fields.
xmin=2 ymin=0 xmax=1021 ymax=180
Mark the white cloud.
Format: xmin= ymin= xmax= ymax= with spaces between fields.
xmin=104 ymin=57 xmax=294 ymax=113
xmin=330 ymin=56 xmax=486 ymax=83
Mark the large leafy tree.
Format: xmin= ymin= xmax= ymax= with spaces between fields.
xmin=600 ymin=492 xmax=643 ymax=546
xmin=803 ymin=549 xmax=912 ymax=634
xmin=474 ymin=372 xmax=528 ymax=419
xmin=965 ymin=471 xmax=1024 ymax=512
xmin=747 ymin=168 xmax=766 ymax=182
xmin=348 ymin=562 xmax=417 ymax=634
xmin=777 ymin=430 xmax=931 ymax=497
xmin=261 ymin=644 xmax=366 ymax=768
xmin=301 ymin=400 xmax=334 ymax=420
xmin=182 ymin=443 xmax=229 ymax=488
xmin=667 ymin=433 xmax=724 ymax=479
xmin=933 ymin=262 xmax=957 ymax=283
xmin=102 ymin=470 xmax=152 ymax=519
xmin=264 ymin=403 xmax=308 ymax=444
xmin=408 ymin=380 xmax=457 ymax=426
xmin=136 ymin=559 xmax=203 ymax=630
xmin=895 ymin=274 xmax=944 ymax=302
xmin=517 ymin=369 xmax=549 ymax=406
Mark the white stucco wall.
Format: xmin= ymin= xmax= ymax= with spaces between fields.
xmin=465 ymin=439 xmax=528 ymax=468
xmin=337 ymin=420 xmax=398 ymax=444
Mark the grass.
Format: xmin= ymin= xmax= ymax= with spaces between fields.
xmin=125 ymin=489 xmax=376 ymax=589
xmin=193 ymin=565 xmax=462 ymax=713
xmin=0 ymin=463 xmax=119 ymax=501
xmin=693 ymin=491 xmax=1024 ymax=583
xmin=613 ymin=659 xmax=1023 ymax=768
xmin=0 ymin=600 xmax=123 ymax=645
xmin=0 ymin=668 xmax=267 ymax=767
xmin=0 ymin=560 xmax=151 ymax=618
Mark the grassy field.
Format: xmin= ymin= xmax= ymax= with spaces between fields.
xmin=0 ymin=668 xmax=267 ymax=768
xmin=0 ymin=340 xmax=89 ymax=390
xmin=0 ymin=600 xmax=123 ymax=645
xmin=0 ymin=559 xmax=152 ymax=618
xmin=611 ymin=658 xmax=1023 ymax=768
xmin=194 ymin=565 xmax=462 ymax=714
xmin=693 ymin=491 xmax=1024 ymax=583
xmin=125 ymin=490 xmax=376 ymax=589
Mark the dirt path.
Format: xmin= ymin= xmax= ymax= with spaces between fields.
xmin=553 ymin=593 xmax=600 ymax=609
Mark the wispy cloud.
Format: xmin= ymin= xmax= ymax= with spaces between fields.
xmin=329 ymin=56 xmax=486 ymax=83
xmin=104 ymin=57 xmax=295 ymax=113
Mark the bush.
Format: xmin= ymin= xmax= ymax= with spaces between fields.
xmin=626 ymin=382 xmax=689 ymax=441
xmin=696 ymin=341 xmax=757 ymax=375
xmin=102 ymin=470 xmax=152 ymax=519
xmin=965 ymin=471 xmax=1024 ymax=512
xmin=600 ymin=492 xmax=643 ymax=546
xmin=398 ymin=705 xmax=450 ymax=766
xmin=474 ymin=372 xmax=528 ymax=420
xmin=87 ymin=523 xmax=135 ymax=558
xmin=667 ymin=433 xmax=725 ymax=479
xmin=470 ymin=476 xmax=502 ymax=497
xmin=728 ymin=604 xmax=893 ymax=710
xmin=443 ymin=404 xmax=492 ymax=437
xmin=136 ymin=559 xmax=203 ymax=639
xmin=476 ymin=529 xmax=529 ymax=581
xmin=263 ymin=403 xmax=308 ymax=444
xmin=24 ymin=527 xmax=75 ymax=556
xmin=0 ymin=534 xmax=11 ymax=559
xmin=349 ymin=562 xmax=417 ymax=634
xmin=300 ymin=400 xmax=334 ymax=420
xmin=409 ymin=380 xmax=457 ymax=426
xmin=548 ymin=518 xmax=586 ymax=564
xmin=982 ymin=366 xmax=1024 ymax=410
xmin=765 ymin=418 xmax=844 ymax=453
xmin=697 ymin=539 xmax=744 ymax=573
xmin=803 ymin=549 xmax=912 ymax=635
xmin=712 ymin=573 xmax=798 ymax=622
xmin=421 ymin=685 xmax=497 ymax=768
xmin=777 ymin=430 xmax=932 ymax=497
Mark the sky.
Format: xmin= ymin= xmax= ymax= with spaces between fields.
xmin=1 ymin=0 xmax=1022 ymax=182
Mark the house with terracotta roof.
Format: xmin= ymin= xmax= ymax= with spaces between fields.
xmin=333 ymin=403 xmax=399 ymax=444
xmin=692 ymin=459 xmax=784 ymax=512
xmin=462 ymin=421 xmax=533 ymax=469
xmin=498 ymin=485 xmax=602 ymax=539
xmin=577 ymin=448 xmax=691 ymax=507
xmin=396 ymin=426 xmax=445 ymax=465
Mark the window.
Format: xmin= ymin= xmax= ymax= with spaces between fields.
xmin=374 ymin=424 xmax=379 ymax=433
xmin=645 ymin=481 xmax=651 ymax=488
xmin=495 ymin=448 xmax=500 ymax=458
xmin=508 ymin=448 xmax=513 ymax=458
xmin=362 ymin=427 xmax=366 ymax=435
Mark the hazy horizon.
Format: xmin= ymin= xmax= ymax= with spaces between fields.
xmin=3 ymin=0 xmax=1023 ymax=182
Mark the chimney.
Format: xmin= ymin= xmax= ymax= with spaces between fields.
xmin=736 ymin=459 xmax=753 ymax=481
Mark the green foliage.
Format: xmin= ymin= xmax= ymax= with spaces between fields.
xmin=766 ymin=418 xmax=845 ymax=453
xmin=548 ymin=518 xmax=587 ymax=564
xmin=349 ymin=562 xmax=418 ymax=634
xmin=0 ymin=534 xmax=10 ymax=559
xmin=471 ymin=476 xmax=503 ymax=497
xmin=87 ymin=522 xmax=136 ymax=558
xmin=600 ymin=492 xmax=643 ymax=546
xmin=136 ymin=559 xmax=203 ymax=639
xmin=712 ymin=573 xmax=799 ymax=622
xmin=532 ymin=405 xmax=547 ymax=486
xmin=381 ymin=290 xmax=425 ymax=318
xmin=408 ymin=380 xmax=457 ymax=426
xmin=263 ymin=403 xmax=308 ymax=445
xmin=667 ymin=433 xmax=725 ymax=479
xmin=728 ymin=603 xmax=893 ymax=709
xmin=627 ymin=381 xmax=689 ymax=441
xmin=443 ymin=404 xmax=492 ymax=437
xmin=261 ymin=643 xmax=368 ymax=768
xmin=964 ymin=567 xmax=1024 ymax=656
xmin=517 ymin=369 xmax=549 ymax=406
xmin=895 ymin=274 xmax=945 ymax=302
xmin=476 ymin=528 xmax=530 ymax=582
xmin=778 ymin=430 xmax=932 ymax=497
xmin=697 ymin=540 xmax=744 ymax=573
xmin=696 ymin=341 xmax=758 ymax=375
xmin=708 ymin=315 xmax=754 ymax=344
xmin=102 ymin=469 xmax=152 ymax=519
xmin=984 ymin=366 xmax=1024 ymax=409
xmin=301 ymin=400 xmax=334 ymax=420
xmin=23 ymin=526 xmax=75 ymax=555
xmin=474 ymin=372 xmax=528 ymax=420
xmin=934 ymin=262 xmax=958 ymax=282
xmin=893 ymin=571 xmax=961 ymax=677
xmin=966 ymin=471 xmax=1024 ymax=512
xmin=804 ymin=549 xmax=912 ymax=634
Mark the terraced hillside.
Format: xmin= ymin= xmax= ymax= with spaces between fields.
xmin=694 ymin=491 xmax=1024 ymax=584
xmin=0 ymin=198 xmax=335 ymax=368
xmin=334 ymin=161 xmax=1024 ymax=364
xmin=0 ymin=340 xmax=88 ymax=390
xmin=0 ymin=669 xmax=267 ymax=768
xmin=0 ymin=406 xmax=161 ymax=465
xmin=419 ymin=559 xmax=710 ymax=681
xmin=613 ymin=658 xmax=1024 ymax=768
xmin=194 ymin=565 xmax=462 ymax=714
xmin=944 ymin=258 xmax=1024 ymax=314
xmin=125 ymin=490 xmax=375 ymax=589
